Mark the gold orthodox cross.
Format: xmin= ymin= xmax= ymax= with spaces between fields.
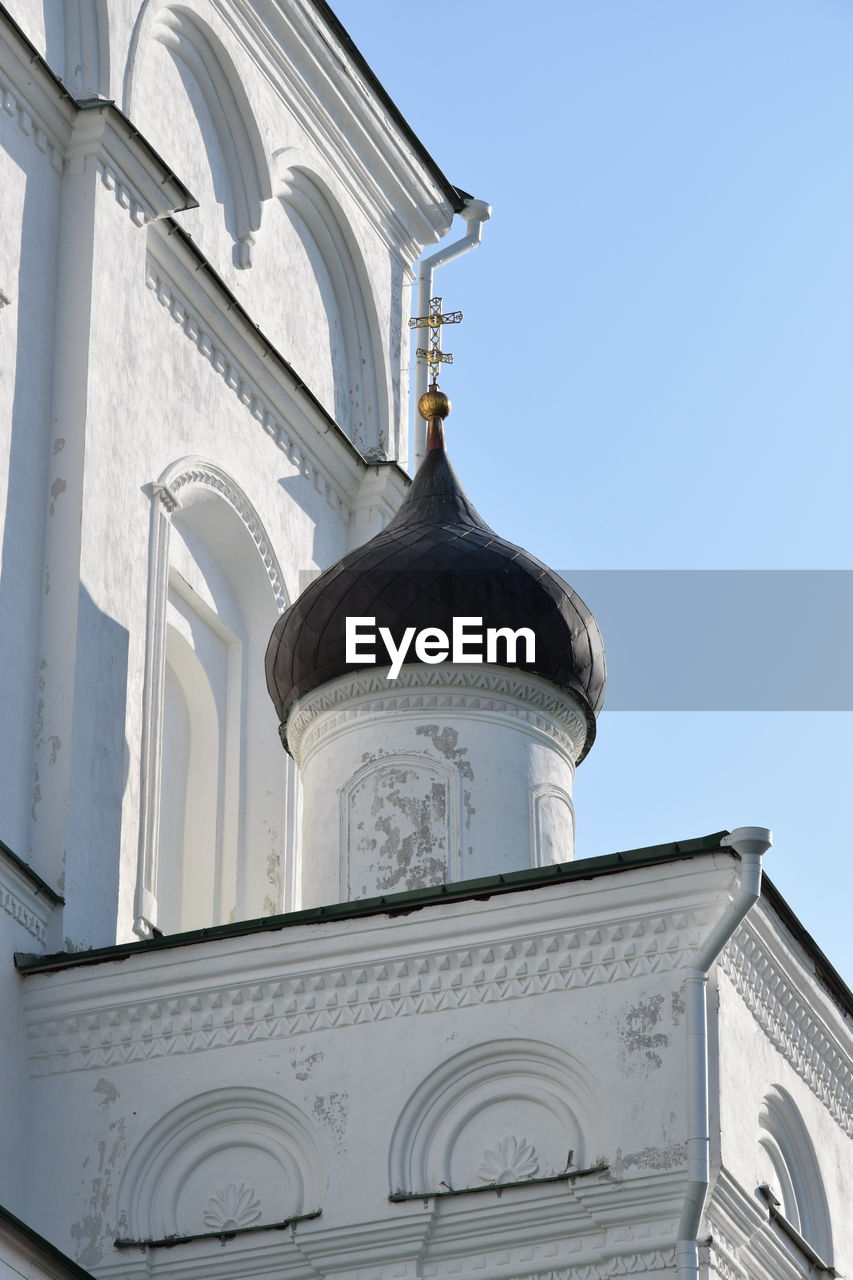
xmin=409 ymin=296 xmax=463 ymax=387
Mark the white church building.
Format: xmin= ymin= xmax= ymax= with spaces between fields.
xmin=0 ymin=3 xmax=850 ymax=1279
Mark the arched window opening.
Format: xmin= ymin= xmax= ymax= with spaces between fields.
xmin=158 ymin=625 xmax=221 ymax=934
xmin=136 ymin=463 xmax=296 ymax=939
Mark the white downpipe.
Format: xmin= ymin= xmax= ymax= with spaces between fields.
xmin=676 ymin=826 xmax=773 ymax=1280
xmin=412 ymin=198 xmax=492 ymax=469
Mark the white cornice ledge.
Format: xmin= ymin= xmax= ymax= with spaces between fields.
xmin=21 ymin=863 xmax=735 ymax=1076
xmin=0 ymin=8 xmax=74 ymax=156
xmin=0 ymin=8 xmax=195 ymax=219
xmin=0 ymin=851 xmax=58 ymax=946
xmin=145 ymin=232 xmax=372 ymax=519
xmin=65 ymin=102 xmax=196 ymax=222
xmin=708 ymin=1167 xmax=835 ymax=1280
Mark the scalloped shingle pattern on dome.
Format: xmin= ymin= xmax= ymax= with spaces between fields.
xmin=266 ymin=444 xmax=605 ymax=758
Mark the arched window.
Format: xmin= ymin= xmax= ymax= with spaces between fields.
xmin=135 ymin=461 xmax=297 ymax=937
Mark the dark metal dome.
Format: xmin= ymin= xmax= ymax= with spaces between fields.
xmin=266 ymin=432 xmax=605 ymax=758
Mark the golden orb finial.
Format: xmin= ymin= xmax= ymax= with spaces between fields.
xmin=418 ymin=385 xmax=452 ymax=422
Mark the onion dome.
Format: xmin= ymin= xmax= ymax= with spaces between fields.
xmin=266 ymin=406 xmax=605 ymax=759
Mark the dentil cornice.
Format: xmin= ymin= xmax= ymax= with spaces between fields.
xmin=24 ymin=893 xmax=716 ymax=1076
xmin=65 ymin=101 xmax=196 ymax=222
xmin=144 ymin=241 xmax=361 ymax=523
xmin=0 ymin=850 xmax=58 ymax=945
xmin=721 ymin=913 xmax=852 ymax=1136
xmin=0 ymin=9 xmax=194 ymax=217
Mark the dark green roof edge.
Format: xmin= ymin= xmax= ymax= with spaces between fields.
xmin=308 ymin=0 xmax=469 ymax=213
xmin=14 ymin=831 xmax=730 ymax=975
xmin=0 ymin=837 xmax=64 ymax=905
xmin=0 ymin=1203 xmax=98 ymax=1280
xmin=158 ymin=217 xmax=411 ymax=488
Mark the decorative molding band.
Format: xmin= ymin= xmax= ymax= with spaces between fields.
xmin=721 ymin=925 xmax=853 ymax=1136
xmin=95 ymin=156 xmax=150 ymax=226
xmin=605 ymin=1250 xmax=676 ymax=1277
xmin=0 ymin=73 xmax=64 ymax=172
xmin=705 ymin=1238 xmax=748 ymax=1280
xmin=26 ymin=908 xmax=707 ymax=1075
xmin=144 ymin=260 xmax=352 ymax=523
xmin=155 ymin=460 xmax=289 ymax=614
xmin=0 ymin=857 xmax=56 ymax=944
xmin=0 ymin=885 xmax=47 ymax=943
xmin=287 ymin=666 xmax=589 ymax=767
xmin=423 ymin=1249 xmax=677 ymax=1280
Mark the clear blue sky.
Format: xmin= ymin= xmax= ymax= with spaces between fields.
xmin=332 ymin=0 xmax=853 ymax=983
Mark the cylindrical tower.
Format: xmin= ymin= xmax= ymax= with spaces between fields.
xmin=266 ymin=397 xmax=605 ymax=908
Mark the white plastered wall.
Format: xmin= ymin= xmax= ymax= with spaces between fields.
xmin=1 ymin=0 xmax=454 ymax=947
xmin=19 ymin=856 xmax=739 ymax=1275
xmin=712 ymin=901 xmax=851 ymax=1277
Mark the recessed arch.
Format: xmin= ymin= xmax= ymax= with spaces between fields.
xmin=389 ymin=1038 xmax=599 ymax=1196
xmin=275 ymin=153 xmax=390 ymax=452
xmin=340 ymin=752 xmax=462 ymax=898
xmin=135 ymin=459 xmax=296 ymax=938
xmin=757 ymin=1085 xmax=833 ymax=1262
xmin=117 ymin=1087 xmax=324 ymax=1240
xmin=125 ymin=2 xmax=270 ymax=267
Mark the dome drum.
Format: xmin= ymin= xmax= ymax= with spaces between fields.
xmin=265 ymin=426 xmax=605 ymax=907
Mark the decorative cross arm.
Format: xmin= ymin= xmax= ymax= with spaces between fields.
xmin=409 ymin=296 xmax=463 ymax=387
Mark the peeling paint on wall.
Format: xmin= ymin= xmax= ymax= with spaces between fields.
xmin=48 ymin=477 xmax=66 ymax=515
xmin=70 ymin=1081 xmax=127 ymax=1268
xmin=348 ymin=762 xmax=450 ymax=895
xmin=292 ymin=1050 xmax=323 ymax=1081
xmin=313 ymin=1091 xmax=348 ymax=1149
xmin=618 ymin=994 xmax=670 ymax=1074
xmin=609 ymin=1143 xmax=687 ymax=1177
xmin=415 ymin=724 xmax=474 ymax=780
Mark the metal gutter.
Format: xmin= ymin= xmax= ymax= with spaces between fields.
xmin=307 ymin=0 xmax=469 ymax=214
xmin=677 ymin=828 xmax=772 ymax=1280
xmin=114 ymin=1209 xmax=321 ymax=1251
xmin=14 ymin=831 xmax=730 ymax=975
xmin=0 ymin=838 xmax=64 ymax=905
xmin=389 ymin=1162 xmax=608 ymax=1203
